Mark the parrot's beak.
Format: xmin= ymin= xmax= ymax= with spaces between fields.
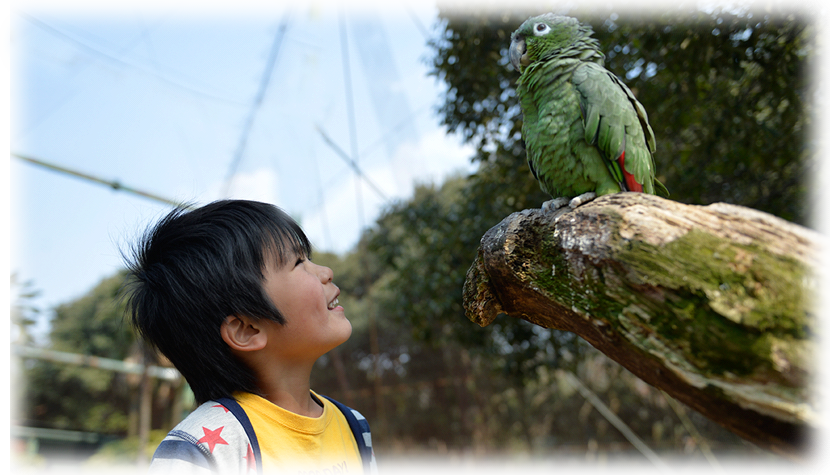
xmin=509 ymin=36 xmax=527 ymax=72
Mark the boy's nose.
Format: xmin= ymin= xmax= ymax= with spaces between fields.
xmin=319 ymin=264 xmax=333 ymax=283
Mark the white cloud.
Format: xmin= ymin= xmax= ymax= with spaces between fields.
xmin=217 ymin=168 xmax=281 ymax=205
xmin=380 ymin=127 xmax=478 ymax=203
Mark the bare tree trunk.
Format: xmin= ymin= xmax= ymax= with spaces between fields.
xmin=462 ymin=193 xmax=819 ymax=457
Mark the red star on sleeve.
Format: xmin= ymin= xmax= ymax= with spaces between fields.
xmin=198 ymin=426 xmax=229 ymax=453
xmin=244 ymin=443 xmax=256 ymax=471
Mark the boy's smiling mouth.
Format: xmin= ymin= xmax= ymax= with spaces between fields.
xmin=327 ymin=295 xmax=340 ymax=310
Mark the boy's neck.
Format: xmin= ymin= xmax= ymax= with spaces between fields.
xmin=255 ymin=362 xmax=323 ymax=418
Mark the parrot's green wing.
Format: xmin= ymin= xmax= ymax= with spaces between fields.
xmin=572 ymin=62 xmax=667 ymax=196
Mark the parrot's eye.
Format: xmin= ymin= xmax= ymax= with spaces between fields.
xmin=533 ymin=23 xmax=550 ymax=36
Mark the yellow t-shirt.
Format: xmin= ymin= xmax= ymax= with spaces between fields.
xmin=234 ymin=391 xmax=363 ymax=474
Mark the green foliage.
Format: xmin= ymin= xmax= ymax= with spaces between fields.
xmin=81 ymin=431 xmax=167 ymax=475
xmin=48 ymin=271 xmax=134 ymax=358
xmin=431 ymin=4 xmax=814 ymax=225
xmin=364 ymin=167 xmax=588 ymax=380
xmin=23 ymin=360 xmax=133 ymax=434
xmin=20 ymin=271 xmax=138 ymax=435
xmin=11 ymin=273 xmax=42 ymax=346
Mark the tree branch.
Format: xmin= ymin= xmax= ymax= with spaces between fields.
xmin=462 ymin=193 xmax=819 ymax=457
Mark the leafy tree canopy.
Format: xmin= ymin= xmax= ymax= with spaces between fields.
xmin=365 ymin=172 xmax=590 ymax=387
xmin=430 ymin=2 xmax=814 ymax=225
xmin=11 ymin=273 xmax=42 ymax=346
xmin=20 ymin=271 xmax=137 ymax=434
xmin=48 ymin=270 xmax=134 ymax=358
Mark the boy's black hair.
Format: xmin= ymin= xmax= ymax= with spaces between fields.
xmin=123 ymin=199 xmax=312 ymax=404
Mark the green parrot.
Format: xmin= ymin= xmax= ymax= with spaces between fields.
xmin=509 ymin=14 xmax=668 ymax=210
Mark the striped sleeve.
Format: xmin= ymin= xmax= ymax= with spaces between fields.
xmin=149 ymin=430 xmax=216 ymax=474
xmin=349 ymin=408 xmax=377 ymax=475
xmin=148 ymin=401 xmax=256 ymax=475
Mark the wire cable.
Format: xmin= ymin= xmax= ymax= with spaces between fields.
xmin=338 ymin=11 xmax=366 ymax=230
xmin=662 ymin=390 xmax=722 ymax=470
xmin=12 ymin=153 xmax=190 ymax=209
xmin=18 ymin=13 xmax=246 ymax=106
xmin=315 ymin=125 xmax=388 ymax=203
xmin=222 ymin=16 xmax=291 ymax=197
xmin=405 ymin=5 xmax=432 ymax=40
xmin=558 ymin=370 xmax=671 ymax=472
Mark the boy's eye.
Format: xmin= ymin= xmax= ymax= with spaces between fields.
xmin=295 ymin=257 xmax=305 ymax=267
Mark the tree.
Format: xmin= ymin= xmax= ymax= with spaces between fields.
xmin=430 ymin=3 xmax=814 ymax=225
xmin=47 ymin=271 xmax=134 ymax=359
xmin=9 ymin=272 xmax=37 ymax=343
xmin=19 ymin=271 xmax=152 ymax=436
xmin=365 ymin=174 xmax=587 ymax=380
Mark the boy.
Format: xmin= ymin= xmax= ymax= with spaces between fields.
xmin=123 ymin=199 xmax=376 ymax=474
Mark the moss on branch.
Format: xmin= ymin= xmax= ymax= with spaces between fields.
xmin=463 ymin=193 xmax=819 ymax=456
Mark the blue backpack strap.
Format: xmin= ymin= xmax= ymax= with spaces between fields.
xmin=216 ymin=397 xmax=263 ymax=475
xmin=319 ymin=395 xmax=373 ymax=473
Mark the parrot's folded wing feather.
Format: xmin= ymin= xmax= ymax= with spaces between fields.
xmin=618 ymin=77 xmax=668 ymax=196
xmin=573 ymin=62 xmax=657 ymax=190
xmin=613 ymin=74 xmax=657 ymax=153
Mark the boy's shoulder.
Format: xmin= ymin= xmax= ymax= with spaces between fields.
xmin=150 ymin=395 xmax=376 ymax=475
xmin=318 ymin=395 xmax=372 ymax=442
xmin=150 ymin=400 xmax=257 ymax=474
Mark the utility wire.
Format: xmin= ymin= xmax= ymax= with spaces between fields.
xmin=9 ymin=1 xmax=211 ymax=144
xmin=358 ymin=104 xmax=431 ymax=159
xmin=558 ymin=370 xmax=671 ymax=472
xmin=662 ymin=390 xmax=722 ymax=470
xmin=139 ymin=25 xmax=160 ymax=68
xmin=404 ymin=5 xmax=432 ymax=40
xmin=222 ymin=17 xmax=290 ymax=197
xmin=12 ymin=153 xmax=190 ymax=209
xmin=339 ymin=12 xmax=386 ymax=438
xmin=309 ymin=146 xmax=334 ymax=251
xmin=338 ymin=12 xmax=366 ymax=229
xmin=19 ymin=13 xmax=245 ymax=106
xmin=314 ymin=125 xmax=388 ymax=202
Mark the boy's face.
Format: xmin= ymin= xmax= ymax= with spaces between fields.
xmin=260 ymin=251 xmax=352 ymax=362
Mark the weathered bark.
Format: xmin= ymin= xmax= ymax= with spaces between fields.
xmin=462 ymin=192 xmax=819 ymax=457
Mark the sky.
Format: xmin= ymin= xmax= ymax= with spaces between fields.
xmin=9 ymin=0 xmax=484 ymax=339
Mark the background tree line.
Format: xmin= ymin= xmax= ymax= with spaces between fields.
xmin=431 ymin=3 xmax=812 ymax=225
xmin=13 ymin=2 xmax=813 ymax=465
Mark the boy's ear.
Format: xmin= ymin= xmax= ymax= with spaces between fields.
xmin=220 ymin=315 xmax=267 ymax=352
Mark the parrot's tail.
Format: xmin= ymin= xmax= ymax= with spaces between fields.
xmin=617 ymin=152 xmax=643 ymax=192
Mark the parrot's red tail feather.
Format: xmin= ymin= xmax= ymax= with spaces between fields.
xmin=618 ymin=152 xmax=643 ymax=192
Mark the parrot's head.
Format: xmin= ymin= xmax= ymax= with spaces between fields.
xmin=509 ymin=14 xmax=593 ymax=73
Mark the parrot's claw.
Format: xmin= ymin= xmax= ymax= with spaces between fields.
xmin=568 ymin=192 xmax=597 ymax=209
xmin=542 ymin=197 xmax=571 ymax=213
xmin=542 ymin=193 xmax=597 ymax=214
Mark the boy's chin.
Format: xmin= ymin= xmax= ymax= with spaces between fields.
xmin=338 ymin=322 xmax=353 ymax=344
xmin=327 ymin=321 xmax=353 ymax=350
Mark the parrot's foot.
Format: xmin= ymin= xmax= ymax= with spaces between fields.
xmin=542 ymin=193 xmax=597 ymax=214
xmin=541 ymin=197 xmax=571 ymax=214
xmin=568 ymin=192 xmax=596 ymax=209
